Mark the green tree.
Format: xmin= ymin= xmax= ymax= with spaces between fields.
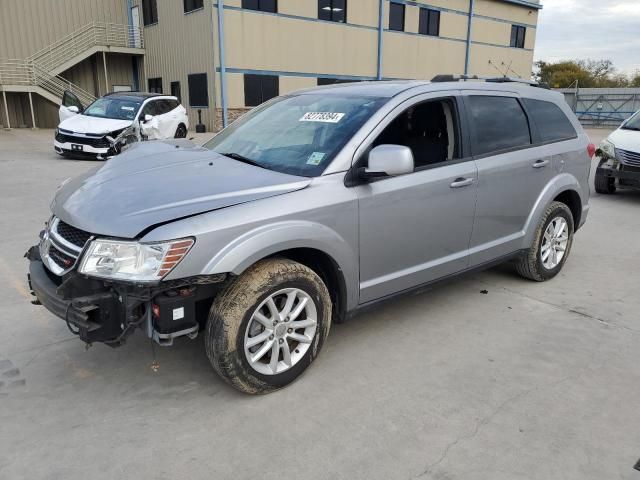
xmin=631 ymin=72 xmax=640 ymax=88
xmin=534 ymin=59 xmax=632 ymax=88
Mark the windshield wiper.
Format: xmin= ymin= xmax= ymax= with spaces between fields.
xmin=220 ymin=152 xmax=265 ymax=168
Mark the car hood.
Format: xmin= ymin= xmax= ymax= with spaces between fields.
xmin=608 ymin=128 xmax=640 ymax=153
xmin=58 ymin=114 xmax=133 ymax=134
xmin=52 ymin=141 xmax=311 ymax=238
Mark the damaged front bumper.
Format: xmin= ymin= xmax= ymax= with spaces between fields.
xmin=26 ymin=246 xmax=226 ymax=347
xmin=597 ymin=163 xmax=640 ymax=189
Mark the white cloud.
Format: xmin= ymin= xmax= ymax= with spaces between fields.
xmin=534 ymin=0 xmax=640 ymax=74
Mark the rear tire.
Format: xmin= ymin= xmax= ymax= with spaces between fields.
xmin=515 ymin=201 xmax=574 ymax=282
xmin=174 ymin=124 xmax=187 ymax=138
xmin=205 ymin=258 xmax=332 ymax=394
xmin=594 ymin=171 xmax=616 ymax=194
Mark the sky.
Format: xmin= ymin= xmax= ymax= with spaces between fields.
xmin=534 ymin=0 xmax=640 ymax=75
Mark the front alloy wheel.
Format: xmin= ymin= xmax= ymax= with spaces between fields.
xmin=205 ymin=258 xmax=332 ymax=394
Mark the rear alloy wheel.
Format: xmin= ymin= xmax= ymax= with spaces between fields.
xmin=174 ymin=124 xmax=187 ymax=138
xmin=515 ymin=201 xmax=574 ymax=282
xmin=205 ymin=258 xmax=331 ymax=394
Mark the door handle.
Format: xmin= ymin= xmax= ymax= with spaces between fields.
xmin=450 ymin=177 xmax=474 ymax=188
xmin=532 ymin=159 xmax=549 ymax=169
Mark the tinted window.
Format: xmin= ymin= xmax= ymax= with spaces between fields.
xmin=510 ymin=25 xmax=526 ymax=48
xmin=244 ymin=74 xmax=279 ymax=107
xmin=148 ymin=77 xmax=162 ymax=93
xmin=84 ymin=97 xmax=143 ymax=120
xmin=188 ymin=73 xmax=208 ymax=107
xmin=170 ymin=81 xmax=181 ymax=103
xmin=389 ymin=2 xmax=405 ymax=31
xmin=242 ymin=0 xmax=277 ymax=12
xmin=142 ymin=0 xmax=158 ymax=25
xmin=523 ymin=99 xmax=577 ymax=142
xmin=140 ymin=101 xmax=159 ymax=117
xmin=166 ymin=99 xmax=180 ymax=111
xmin=468 ymin=96 xmax=531 ymax=155
xmin=183 ymin=0 xmax=203 ymax=13
xmin=203 ymin=94 xmax=387 ymax=177
xmin=318 ymin=0 xmax=346 ymax=22
xmin=419 ymin=8 xmax=440 ymax=36
xmin=317 ymin=77 xmax=354 ymax=86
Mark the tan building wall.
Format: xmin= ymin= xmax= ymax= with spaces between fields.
xmin=0 ymin=0 xmax=130 ymax=59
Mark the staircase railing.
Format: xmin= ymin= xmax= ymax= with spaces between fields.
xmin=0 ymin=22 xmax=143 ymax=106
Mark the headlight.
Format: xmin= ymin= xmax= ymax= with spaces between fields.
xmin=599 ymin=139 xmax=616 ymax=158
xmin=78 ymin=238 xmax=194 ymax=282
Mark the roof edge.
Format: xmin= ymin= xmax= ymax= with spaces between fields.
xmin=500 ymin=0 xmax=543 ymax=9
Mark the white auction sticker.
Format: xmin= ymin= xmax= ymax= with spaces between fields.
xmin=173 ymin=307 xmax=185 ymax=321
xmin=299 ymin=112 xmax=345 ymax=123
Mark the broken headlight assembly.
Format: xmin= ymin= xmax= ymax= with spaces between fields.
xmin=78 ymin=238 xmax=194 ymax=282
xmin=599 ymin=139 xmax=616 ymax=159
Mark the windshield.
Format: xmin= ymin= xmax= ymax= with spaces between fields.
xmin=83 ymin=97 xmax=142 ymax=121
xmin=203 ymin=94 xmax=387 ymax=177
xmin=623 ymin=110 xmax=640 ymax=130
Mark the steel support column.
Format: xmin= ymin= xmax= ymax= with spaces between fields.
xmin=102 ymin=51 xmax=110 ymax=94
xmin=464 ymin=0 xmax=475 ymax=76
xmin=376 ymin=0 xmax=384 ymax=80
xmin=216 ymin=0 xmax=229 ymax=128
xmin=28 ymin=92 xmax=36 ymax=128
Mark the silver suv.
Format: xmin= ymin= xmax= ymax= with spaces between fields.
xmin=26 ymin=78 xmax=594 ymax=394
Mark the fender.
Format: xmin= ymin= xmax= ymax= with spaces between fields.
xmin=522 ymin=173 xmax=584 ymax=247
xmin=202 ymin=220 xmax=359 ymax=309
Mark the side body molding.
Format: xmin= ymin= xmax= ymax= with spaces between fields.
xmin=203 ymin=221 xmax=359 ymax=309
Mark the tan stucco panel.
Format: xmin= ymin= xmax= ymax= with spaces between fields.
xmin=223 ymin=10 xmax=378 ymax=77
xmin=467 ymin=43 xmax=534 ymax=78
xmin=280 ymin=76 xmax=318 ymax=95
xmin=474 ymin=0 xmax=539 ymax=26
xmin=347 ymin=0 xmax=380 ymax=28
xmin=383 ymin=33 xmax=466 ymax=79
xmin=441 ymin=12 xmax=469 ymax=40
xmin=472 ymin=17 xmax=512 ymax=46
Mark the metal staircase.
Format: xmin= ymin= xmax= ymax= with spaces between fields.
xmin=0 ymin=22 xmax=144 ymax=121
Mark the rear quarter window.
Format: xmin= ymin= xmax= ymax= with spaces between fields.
xmin=523 ymin=98 xmax=577 ymax=143
xmin=467 ymin=96 xmax=531 ymax=156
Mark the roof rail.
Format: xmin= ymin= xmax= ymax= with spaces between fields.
xmin=431 ymin=74 xmax=550 ymax=89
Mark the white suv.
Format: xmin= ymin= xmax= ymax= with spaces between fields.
xmin=55 ymin=91 xmax=189 ymax=160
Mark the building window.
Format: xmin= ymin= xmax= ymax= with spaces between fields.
xmin=317 ymin=77 xmax=355 ymax=86
xmin=188 ymin=73 xmax=208 ymax=107
xmin=171 ymin=81 xmax=181 ymax=103
xmin=318 ymin=0 xmax=346 ymax=23
xmin=419 ymin=8 xmax=440 ymax=36
xmin=242 ymin=0 xmax=277 ymax=13
xmin=510 ymin=25 xmax=526 ymax=48
xmin=389 ymin=2 xmax=405 ymax=32
xmin=184 ymin=0 xmax=203 ymax=13
xmin=142 ymin=0 xmax=158 ymax=25
xmin=244 ymin=74 xmax=279 ymax=107
xmin=148 ymin=77 xmax=162 ymax=93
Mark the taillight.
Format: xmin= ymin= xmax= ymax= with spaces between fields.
xmin=587 ymin=143 xmax=596 ymax=158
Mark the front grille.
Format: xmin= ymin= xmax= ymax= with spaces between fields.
xmin=55 ymin=132 xmax=111 ymax=148
xmin=49 ymin=245 xmax=76 ymax=270
xmin=617 ymin=148 xmax=640 ymax=167
xmin=56 ymin=220 xmax=92 ymax=248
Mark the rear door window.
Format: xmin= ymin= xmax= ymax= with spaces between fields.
xmin=522 ymin=98 xmax=577 ymax=143
xmin=467 ymin=96 xmax=531 ymax=156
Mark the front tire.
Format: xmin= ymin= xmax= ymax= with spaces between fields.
xmin=515 ymin=201 xmax=574 ymax=282
xmin=174 ymin=124 xmax=187 ymax=138
xmin=205 ymin=258 xmax=332 ymax=394
xmin=594 ymin=171 xmax=616 ymax=194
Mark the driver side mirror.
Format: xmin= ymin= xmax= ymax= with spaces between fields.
xmin=67 ymin=105 xmax=80 ymax=114
xmin=143 ymin=114 xmax=153 ymax=123
xmin=358 ymin=145 xmax=414 ymax=180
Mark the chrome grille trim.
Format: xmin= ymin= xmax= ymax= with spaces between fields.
xmin=616 ymin=148 xmax=640 ymax=167
xmin=40 ymin=217 xmax=93 ymax=276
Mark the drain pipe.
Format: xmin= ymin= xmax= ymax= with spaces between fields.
xmin=464 ymin=0 xmax=475 ymax=76
xmin=376 ymin=0 xmax=384 ymax=80
xmin=216 ymin=0 xmax=229 ymax=128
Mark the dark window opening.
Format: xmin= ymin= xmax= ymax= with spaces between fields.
xmin=242 ymin=0 xmax=277 ymax=13
xmin=184 ymin=0 xmax=204 ymax=13
xmin=510 ymin=25 xmax=526 ymax=48
xmin=371 ymin=99 xmax=460 ymax=170
xmin=142 ymin=0 xmax=158 ymax=25
xmin=318 ymin=0 xmax=346 ymax=23
xmin=170 ymin=81 xmax=181 ymax=103
xmin=419 ymin=8 xmax=440 ymax=36
xmin=523 ymin=99 xmax=577 ymax=143
xmin=317 ymin=77 xmax=355 ymax=86
xmin=148 ymin=77 xmax=162 ymax=93
xmin=467 ymin=96 xmax=531 ymax=156
xmin=389 ymin=2 xmax=405 ymax=31
xmin=244 ymin=74 xmax=279 ymax=107
xmin=188 ymin=73 xmax=208 ymax=107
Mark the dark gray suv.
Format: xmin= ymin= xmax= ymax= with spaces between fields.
xmin=27 ymin=78 xmax=594 ymax=394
